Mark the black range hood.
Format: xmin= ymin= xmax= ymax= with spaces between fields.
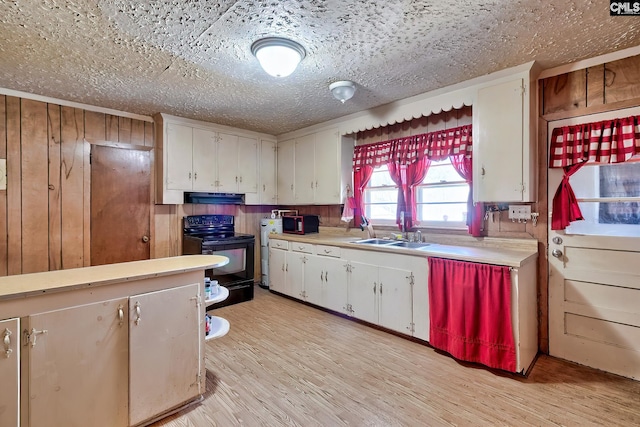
xmin=184 ymin=192 xmax=245 ymax=205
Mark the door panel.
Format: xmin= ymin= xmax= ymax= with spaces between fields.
xmin=323 ymin=257 xmax=349 ymax=314
xmin=27 ymin=298 xmax=129 ymax=427
xmin=378 ymin=266 xmax=412 ymax=334
xmin=548 ymin=107 xmax=640 ymax=380
xmin=129 ymin=283 xmax=201 ymax=426
xmin=237 ymin=136 xmax=258 ymax=193
xmin=0 ymin=318 xmax=19 ymax=427
xmin=348 ymin=261 xmax=378 ymax=324
xmin=269 ymin=248 xmax=286 ymax=294
xmin=91 ymin=144 xmax=151 ymax=265
xmin=192 ymin=128 xmax=217 ymax=191
xmin=166 ymin=123 xmax=193 ymax=190
xmin=217 ymin=132 xmax=239 ymax=192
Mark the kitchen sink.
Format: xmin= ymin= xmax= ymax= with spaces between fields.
xmin=352 ymin=238 xmax=395 ymax=245
xmin=387 ymin=241 xmax=431 ymax=249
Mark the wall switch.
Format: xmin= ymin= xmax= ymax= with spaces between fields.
xmin=0 ymin=159 xmax=6 ymax=190
xmin=508 ymin=204 xmax=531 ymax=221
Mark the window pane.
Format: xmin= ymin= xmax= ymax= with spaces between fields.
xmin=418 ymin=185 xmax=469 ymax=203
xmin=566 ymin=201 xmax=640 ymax=236
xmin=423 ymin=162 xmax=464 ymax=184
xmin=419 ymin=203 xmax=468 ymax=222
xmin=369 ymin=165 xmax=395 ymax=187
xmin=368 ymin=204 xmax=397 ymax=220
xmin=365 ymin=188 xmax=397 ymax=203
xmin=571 ymin=162 xmax=640 ymax=199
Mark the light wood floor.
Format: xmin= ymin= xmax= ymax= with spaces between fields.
xmin=153 ymin=287 xmax=640 ymax=426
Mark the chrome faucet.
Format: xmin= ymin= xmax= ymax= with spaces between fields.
xmin=415 ymin=230 xmax=422 ymax=243
xmin=400 ymin=211 xmax=407 ymax=240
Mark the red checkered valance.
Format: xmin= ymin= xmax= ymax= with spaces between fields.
xmin=353 ymin=124 xmax=472 ymax=169
xmin=549 ymin=115 xmax=640 ymax=168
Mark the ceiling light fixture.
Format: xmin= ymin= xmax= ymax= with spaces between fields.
xmin=251 ymin=37 xmax=306 ymax=78
xmin=329 ymin=80 xmax=356 ymax=103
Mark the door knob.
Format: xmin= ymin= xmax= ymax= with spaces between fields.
xmin=552 ymin=249 xmax=563 ymax=258
xmin=142 ymin=235 xmax=149 ymax=243
xmin=552 ymin=236 xmax=563 ymax=244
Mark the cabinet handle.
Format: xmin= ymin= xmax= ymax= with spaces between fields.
xmin=134 ymin=301 xmax=142 ymax=325
xmin=320 ymin=271 xmax=323 ymax=281
xmin=117 ymin=305 xmax=124 ymax=326
xmin=3 ymin=328 xmax=12 ymax=357
xmin=285 ymin=264 xmax=288 ymax=272
xmin=188 ymin=172 xmax=192 ymax=180
xmin=27 ymin=328 xmax=48 ymax=347
xmin=235 ymin=176 xmax=238 ymax=183
xmin=325 ymin=271 xmax=328 ymax=281
xmin=194 ymin=172 xmax=198 ymax=180
xmin=315 ymin=181 xmax=318 ymax=188
xmin=263 ymin=184 xmax=266 ymax=192
xmin=373 ymin=282 xmax=377 ymax=294
xmin=380 ymin=283 xmax=383 ymax=294
xmin=481 ymin=167 xmax=485 ymax=176
xmin=324 ymin=249 xmax=331 ymax=254
xmin=282 ymin=263 xmax=285 ymax=271
xmin=298 ymin=245 xmax=305 ymax=250
xmin=290 ymin=184 xmax=294 ymax=191
xmin=239 ymin=176 xmax=242 ymax=183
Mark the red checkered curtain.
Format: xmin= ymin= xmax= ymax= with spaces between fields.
xmin=549 ymin=115 xmax=640 ymax=230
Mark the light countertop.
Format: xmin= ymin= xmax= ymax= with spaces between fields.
xmin=0 ymin=255 xmax=228 ymax=300
xmin=269 ymin=233 xmax=538 ymax=268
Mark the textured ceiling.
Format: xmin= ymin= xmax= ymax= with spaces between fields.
xmin=1 ymin=1 xmax=639 ymax=135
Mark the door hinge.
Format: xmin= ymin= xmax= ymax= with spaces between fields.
xmin=406 ymin=322 xmax=415 ymax=333
xmin=191 ymin=295 xmax=202 ymax=307
xmin=24 ymin=328 xmax=48 ymax=347
xmin=406 ymin=272 xmax=415 ymax=286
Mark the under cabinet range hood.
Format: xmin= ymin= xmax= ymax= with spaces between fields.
xmin=184 ymin=192 xmax=245 ymax=205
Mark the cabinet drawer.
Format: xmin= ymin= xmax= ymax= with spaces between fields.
xmin=291 ymin=242 xmax=314 ymax=253
xmin=316 ymin=245 xmax=341 ymax=258
xmin=269 ymin=239 xmax=288 ymax=250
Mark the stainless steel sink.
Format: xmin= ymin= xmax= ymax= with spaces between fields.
xmin=352 ymin=238 xmax=395 ymax=245
xmin=387 ymin=241 xmax=431 ymax=249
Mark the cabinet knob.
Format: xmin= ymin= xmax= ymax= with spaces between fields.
xmin=3 ymin=328 xmax=12 ymax=357
xmin=481 ymin=167 xmax=486 ymax=176
xmin=142 ymin=235 xmax=149 ymax=243
xmin=134 ymin=302 xmax=142 ymax=325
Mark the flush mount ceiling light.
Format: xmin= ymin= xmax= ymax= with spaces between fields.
xmin=251 ymin=37 xmax=306 ymax=78
xmin=329 ymin=80 xmax=356 ymax=103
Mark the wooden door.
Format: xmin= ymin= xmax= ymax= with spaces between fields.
xmin=378 ymin=266 xmax=413 ymax=334
xmin=0 ymin=318 xmax=19 ymax=427
xmin=91 ymin=144 xmax=151 ymax=266
xmin=129 ymin=283 xmax=201 ymax=426
xmin=548 ymin=107 xmax=640 ymax=380
xmin=348 ymin=261 xmax=378 ymax=324
xmin=26 ymin=298 xmax=129 ymax=427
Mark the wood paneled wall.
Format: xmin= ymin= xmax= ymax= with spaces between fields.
xmin=0 ymin=96 xmax=154 ymax=276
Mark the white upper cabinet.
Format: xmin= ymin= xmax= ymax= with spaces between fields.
xmin=154 ymin=113 xmax=276 ymax=204
xmin=278 ymin=128 xmax=353 ymax=205
xmin=258 ymin=139 xmax=277 ymax=204
xmin=473 ymin=75 xmax=535 ymax=202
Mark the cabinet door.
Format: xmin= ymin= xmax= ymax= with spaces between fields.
xmin=304 ymin=254 xmax=324 ymax=304
xmin=269 ymin=248 xmax=287 ymax=294
xmin=192 ymin=128 xmax=218 ymax=192
xmin=26 ymin=298 xmax=129 ymax=427
xmin=348 ymin=261 xmax=378 ymax=324
xmin=277 ymin=139 xmax=296 ymax=204
xmin=129 ymin=283 xmax=201 ymax=426
xmin=474 ymin=78 xmax=525 ymax=202
xmin=0 ymin=318 xmax=19 ymax=427
xmin=237 ymin=136 xmax=258 ymax=193
xmin=217 ymin=132 xmax=240 ymax=192
xmin=259 ymin=139 xmax=277 ymax=204
xmin=287 ymin=252 xmax=306 ymax=299
xmin=294 ymin=134 xmax=315 ymax=203
xmin=166 ymin=123 xmax=193 ymax=190
xmin=378 ymin=266 xmax=413 ymax=334
xmin=314 ymin=128 xmax=341 ymax=204
xmin=323 ymin=257 xmax=349 ymax=314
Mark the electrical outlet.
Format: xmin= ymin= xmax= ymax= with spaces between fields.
xmin=0 ymin=159 xmax=6 ymax=191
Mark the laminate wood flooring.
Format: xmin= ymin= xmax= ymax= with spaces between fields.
xmin=152 ymin=287 xmax=640 ymax=426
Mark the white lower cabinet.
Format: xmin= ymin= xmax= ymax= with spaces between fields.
xmin=304 ymin=254 xmax=348 ymax=313
xmin=348 ymin=261 xmax=413 ymax=335
xmin=23 ymin=298 xmax=129 ymax=427
xmin=129 ymin=283 xmax=201 ymax=426
xmin=0 ymin=317 xmax=19 ymax=427
xmin=268 ymin=244 xmax=304 ymax=299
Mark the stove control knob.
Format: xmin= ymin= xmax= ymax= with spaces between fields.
xmin=142 ymin=235 xmax=149 ymax=243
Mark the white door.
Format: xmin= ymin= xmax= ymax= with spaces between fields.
xmin=27 ymin=298 xmax=129 ymax=427
xmin=192 ymin=128 xmax=218 ymax=191
xmin=260 ymin=139 xmax=277 ymax=204
xmin=0 ymin=318 xmax=19 ymax=427
xmin=323 ymin=257 xmax=349 ymax=314
xmin=217 ymin=132 xmax=239 ymax=192
xmin=129 ymin=283 xmax=201 ymax=426
xmin=378 ymin=266 xmax=413 ymax=334
xmin=269 ymin=248 xmax=287 ymax=294
xmin=348 ymin=261 xmax=378 ymax=324
xmin=548 ymin=106 xmax=640 ymax=380
xmin=314 ymin=128 xmax=340 ymax=204
xmin=287 ymin=252 xmax=306 ymax=299
xmin=294 ymin=134 xmax=315 ymax=203
xmin=304 ymin=254 xmax=324 ymax=305
xmin=277 ymin=139 xmax=296 ymax=204
xmin=166 ymin=123 xmax=193 ymax=190
xmin=237 ymin=136 xmax=258 ymax=193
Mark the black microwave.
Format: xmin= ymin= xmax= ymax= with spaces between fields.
xmin=282 ymin=215 xmax=320 ymax=234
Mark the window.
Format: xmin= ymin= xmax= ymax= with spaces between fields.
xmin=566 ymin=160 xmax=640 ymax=236
xmin=364 ymin=159 xmax=470 ymax=227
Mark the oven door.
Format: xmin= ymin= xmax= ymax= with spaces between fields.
xmin=201 ymin=240 xmax=254 ymax=284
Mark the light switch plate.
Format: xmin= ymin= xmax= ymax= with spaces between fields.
xmin=0 ymin=159 xmax=6 ymax=190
